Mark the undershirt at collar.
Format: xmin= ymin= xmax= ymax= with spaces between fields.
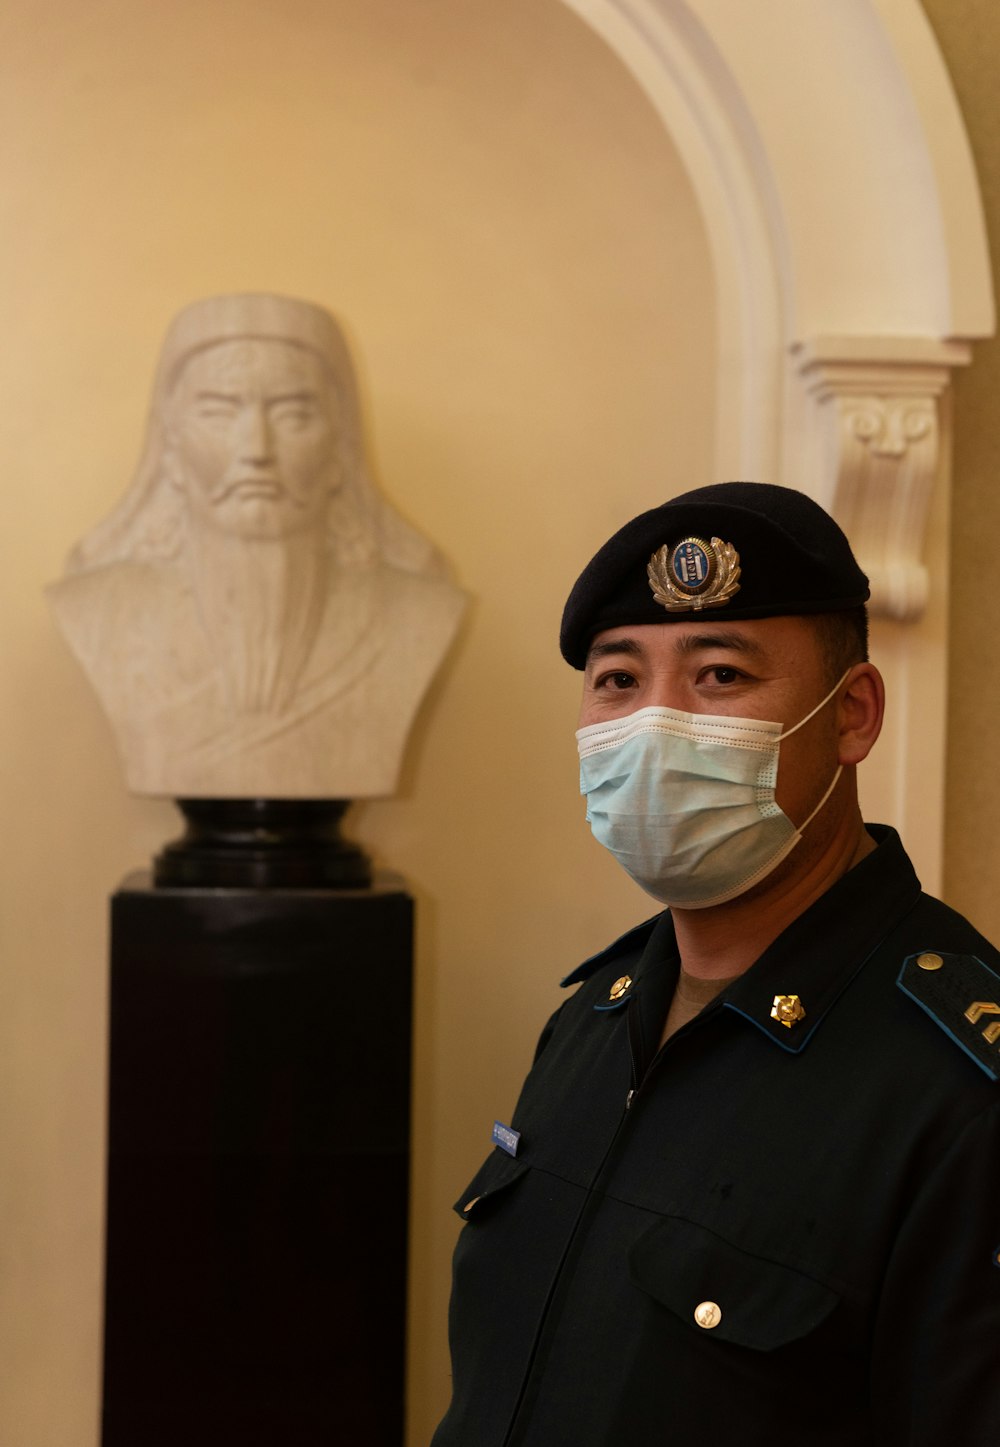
xmin=660 ymin=967 xmax=742 ymax=1045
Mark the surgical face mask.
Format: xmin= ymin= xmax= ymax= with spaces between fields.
xmin=576 ymin=673 xmax=848 ymax=909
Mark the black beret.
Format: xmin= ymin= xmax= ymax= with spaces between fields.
xmin=560 ymin=481 xmax=869 ymax=668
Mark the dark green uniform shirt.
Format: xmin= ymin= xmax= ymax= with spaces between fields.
xmin=434 ymin=827 xmax=1000 ymax=1446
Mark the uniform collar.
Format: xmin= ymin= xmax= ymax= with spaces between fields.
xmin=567 ymin=826 xmax=921 ymax=1057
xmin=717 ymin=825 xmax=920 ymax=1052
xmin=560 ymin=913 xmax=665 ymax=988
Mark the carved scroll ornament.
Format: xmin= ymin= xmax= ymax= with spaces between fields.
xmin=793 ymin=339 xmax=970 ymax=622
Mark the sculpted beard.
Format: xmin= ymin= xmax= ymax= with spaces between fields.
xmin=185 ymin=511 xmax=328 ymax=716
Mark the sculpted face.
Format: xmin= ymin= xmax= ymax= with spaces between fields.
xmin=167 ymin=338 xmax=339 ymax=540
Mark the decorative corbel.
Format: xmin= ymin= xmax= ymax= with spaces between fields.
xmin=791 ymin=338 xmax=971 ymax=621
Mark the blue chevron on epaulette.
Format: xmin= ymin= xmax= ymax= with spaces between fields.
xmin=560 ymin=913 xmax=662 ymax=988
xmin=897 ymin=950 xmax=1000 ymax=1081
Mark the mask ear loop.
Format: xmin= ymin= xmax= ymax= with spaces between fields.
xmin=776 ymin=667 xmax=852 ymax=834
xmin=797 ymin=763 xmax=843 ymax=834
xmin=776 ymin=668 xmax=852 ymax=742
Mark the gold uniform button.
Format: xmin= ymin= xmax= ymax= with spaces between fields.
xmin=917 ymin=952 xmax=944 ymax=972
xmin=609 ymin=975 xmax=633 ymax=1002
xmin=693 ymin=1300 xmax=722 ymax=1330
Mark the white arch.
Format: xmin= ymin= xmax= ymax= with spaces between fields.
xmin=560 ymin=0 xmax=992 ymax=475
xmin=557 ymin=0 xmax=994 ymax=889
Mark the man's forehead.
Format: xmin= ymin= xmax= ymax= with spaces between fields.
xmin=585 ymin=616 xmax=810 ymax=665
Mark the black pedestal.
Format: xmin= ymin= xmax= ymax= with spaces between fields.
xmin=102 ymin=874 xmax=413 ymax=1447
xmin=154 ymin=799 xmax=372 ymax=889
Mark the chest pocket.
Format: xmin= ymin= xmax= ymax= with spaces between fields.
xmin=628 ymin=1214 xmax=841 ymax=1351
xmin=452 ymin=1149 xmax=529 ymax=1222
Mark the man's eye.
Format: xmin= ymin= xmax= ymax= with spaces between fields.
xmin=704 ymin=666 xmax=742 ymax=685
xmin=598 ymin=671 xmax=637 ymax=691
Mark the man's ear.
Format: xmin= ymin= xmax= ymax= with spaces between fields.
xmin=837 ymin=663 xmax=884 ymax=766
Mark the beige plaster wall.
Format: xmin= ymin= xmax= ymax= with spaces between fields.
xmin=922 ymin=0 xmax=1000 ymax=942
xmin=0 ymin=2 xmax=714 ymax=1441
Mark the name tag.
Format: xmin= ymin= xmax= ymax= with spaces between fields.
xmin=492 ymin=1121 xmax=520 ymax=1157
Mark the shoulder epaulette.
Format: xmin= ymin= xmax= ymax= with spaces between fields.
xmin=897 ymin=950 xmax=1000 ymax=1081
xmin=560 ymin=913 xmax=663 ymax=988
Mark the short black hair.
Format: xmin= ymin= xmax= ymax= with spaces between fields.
xmin=811 ymin=605 xmax=869 ymax=684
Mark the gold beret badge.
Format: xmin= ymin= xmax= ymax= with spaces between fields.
xmin=647 ymin=536 xmax=741 ymax=612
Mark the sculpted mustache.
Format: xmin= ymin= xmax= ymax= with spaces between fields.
xmin=210 ymin=476 xmax=309 ymax=505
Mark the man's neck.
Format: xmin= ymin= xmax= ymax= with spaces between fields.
xmin=670 ymin=809 xmax=876 ymax=981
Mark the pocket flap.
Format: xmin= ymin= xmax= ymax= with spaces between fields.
xmin=629 ymin=1215 xmax=839 ymax=1351
xmin=452 ymin=1149 xmax=530 ymax=1221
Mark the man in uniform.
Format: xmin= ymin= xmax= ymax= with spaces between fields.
xmin=433 ymin=482 xmax=1000 ymax=1447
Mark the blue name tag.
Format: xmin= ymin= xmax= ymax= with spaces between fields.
xmin=492 ymin=1121 xmax=520 ymax=1157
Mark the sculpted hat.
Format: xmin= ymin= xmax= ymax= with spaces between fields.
xmin=560 ymin=481 xmax=870 ymax=668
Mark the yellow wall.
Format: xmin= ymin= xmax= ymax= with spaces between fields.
xmin=0 ymin=2 xmax=714 ymax=1441
xmin=923 ymin=0 xmax=1000 ymax=941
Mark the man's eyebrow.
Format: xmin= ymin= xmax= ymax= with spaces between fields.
xmin=673 ymin=630 xmax=765 ymax=657
xmin=585 ymin=636 xmax=646 ymax=665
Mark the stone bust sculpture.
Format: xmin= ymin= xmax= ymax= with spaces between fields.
xmin=48 ymin=294 xmax=466 ymax=798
